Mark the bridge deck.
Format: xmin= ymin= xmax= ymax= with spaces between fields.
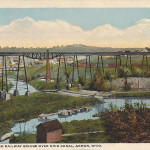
xmin=0 ymin=51 xmax=150 ymax=59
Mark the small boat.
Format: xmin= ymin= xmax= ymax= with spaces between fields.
xmin=84 ymin=106 xmax=92 ymax=111
xmin=0 ymin=132 xmax=14 ymax=142
xmin=38 ymin=114 xmax=49 ymax=120
xmin=79 ymin=107 xmax=84 ymax=112
xmin=79 ymin=106 xmax=91 ymax=112
xmin=72 ymin=109 xmax=79 ymax=114
xmin=58 ymin=109 xmax=71 ymax=116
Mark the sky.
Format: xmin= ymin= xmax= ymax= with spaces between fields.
xmin=0 ymin=8 xmax=150 ymax=48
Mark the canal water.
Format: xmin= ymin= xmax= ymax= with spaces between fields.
xmin=8 ymin=78 xmax=37 ymax=95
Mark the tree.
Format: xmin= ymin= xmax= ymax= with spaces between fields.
xmin=118 ymin=67 xmax=132 ymax=91
xmin=104 ymin=71 xmax=114 ymax=90
xmin=78 ymin=76 xmax=85 ymax=86
xmin=89 ymin=72 xmax=104 ymax=91
xmin=63 ymin=68 xmax=71 ymax=82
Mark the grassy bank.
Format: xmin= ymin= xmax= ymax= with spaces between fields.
xmin=0 ymin=92 xmax=101 ymax=136
xmin=10 ymin=132 xmax=107 ymax=143
xmin=61 ymin=132 xmax=107 ymax=143
xmin=29 ymin=79 xmax=66 ymax=90
xmin=10 ymin=119 xmax=107 ymax=143
xmin=111 ymin=91 xmax=150 ymax=97
xmin=62 ymin=119 xmax=104 ymax=134
xmin=10 ymin=134 xmax=36 ymax=143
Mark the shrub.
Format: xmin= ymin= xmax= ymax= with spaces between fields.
xmin=78 ymin=76 xmax=85 ymax=86
xmin=87 ymin=72 xmax=112 ymax=92
xmin=132 ymin=67 xmax=143 ymax=77
xmin=117 ymin=67 xmax=132 ymax=78
xmin=100 ymin=83 xmax=111 ymax=92
xmin=100 ymin=103 xmax=150 ymax=143
xmin=145 ymin=70 xmax=150 ymax=77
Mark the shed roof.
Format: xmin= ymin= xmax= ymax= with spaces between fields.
xmin=36 ymin=119 xmax=62 ymax=132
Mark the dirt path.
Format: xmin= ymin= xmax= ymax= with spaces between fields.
xmin=42 ymin=89 xmax=112 ymax=99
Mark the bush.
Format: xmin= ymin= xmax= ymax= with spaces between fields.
xmin=118 ymin=67 xmax=132 ymax=78
xmin=111 ymin=91 xmax=150 ymax=97
xmin=145 ymin=70 xmax=150 ymax=77
xmin=104 ymin=70 xmax=114 ymax=81
xmin=100 ymin=83 xmax=111 ymax=92
xmin=86 ymin=71 xmax=112 ymax=92
xmin=100 ymin=103 xmax=150 ymax=143
xmin=132 ymin=67 xmax=143 ymax=77
xmin=78 ymin=76 xmax=85 ymax=86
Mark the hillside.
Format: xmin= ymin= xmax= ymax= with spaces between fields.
xmin=0 ymin=44 xmax=144 ymax=52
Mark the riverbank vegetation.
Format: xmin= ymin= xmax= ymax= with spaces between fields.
xmin=95 ymin=103 xmax=150 ymax=142
xmin=111 ymin=91 xmax=150 ymax=97
xmin=62 ymin=119 xmax=104 ymax=134
xmin=61 ymin=132 xmax=107 ymax=143
xmin=0 ymin=93 xmax=101 ymax=136
xmin=10 ymin=132 xmax=107 ymax=143
xmin=10 ymin=134 xmax=36 ymax=143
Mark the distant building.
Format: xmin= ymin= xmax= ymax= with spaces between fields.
xmin=36 ymin=119 xmax=62 ymax=143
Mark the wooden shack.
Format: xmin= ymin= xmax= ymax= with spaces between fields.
xmin=36 ymin=119 xmax=62 ymax=143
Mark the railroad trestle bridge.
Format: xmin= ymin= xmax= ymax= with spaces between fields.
xmin=0 ymin=50 xmax=150 ymax=96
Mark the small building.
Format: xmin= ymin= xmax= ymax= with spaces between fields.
xmin=36 ymin=119 xmax=62 ymax=143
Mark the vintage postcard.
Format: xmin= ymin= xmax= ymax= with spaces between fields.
xmin=0 ymin=0 xmax=150 ymax=149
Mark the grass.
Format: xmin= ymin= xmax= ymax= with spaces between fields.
xmin=29 ymin=79 xmax=83 ymax=91
xmin=9 ymin=119 xmax=107 ymax=143
xmin=62 ymin=119 xmax=104 ymax=134
xmin=10 ymin=132 xmax=108 ymax=143
xmin=0 ymin=92 xmax=102 ymax=136
xmin=111 ymin=91 xmax=150 ymax=97
xmin=29 ymin=79 xmax=67 ymax=90
xmin=60 ymin=132 xmax=107 ymax=143
xmin=10 ymin=134 xmax=36 ymax=143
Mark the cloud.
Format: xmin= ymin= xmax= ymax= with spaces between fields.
xmin=0 ymin=17 xmax=150 ymax=48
